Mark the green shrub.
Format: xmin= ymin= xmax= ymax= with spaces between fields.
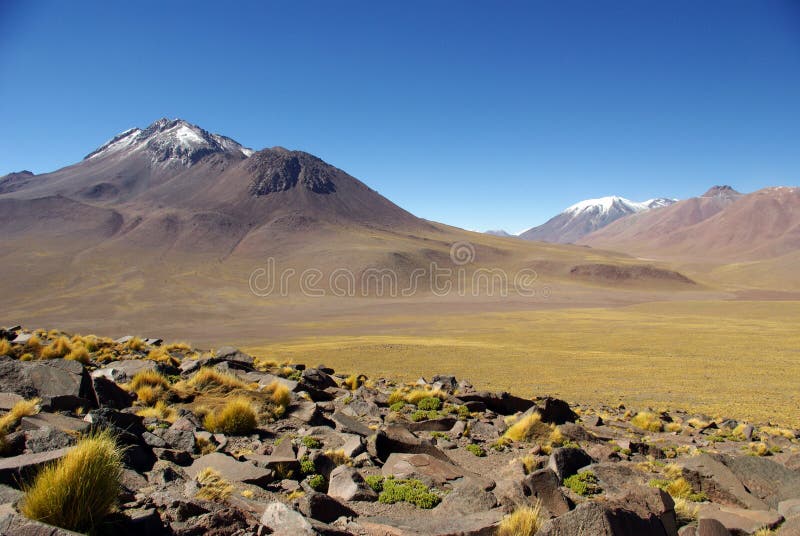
xmin=417 ymin=397 xmax=442 ymax=411
xmin=307 ymin=474 xmax=325 ymax=491
xmin=301 ymin=436 xmax=321 ymax=449
xmin=300 ymin=456 xmax=315 ymax=475
xmin=20 ymin=430 xmax=123 ymax=532
xmin=365 ymin=475 xmax=385 ymax=492
xmin=378 ymin=477 xmax=440 ymax=508
xmin=411 ymin=409 xmax=438 ymax=422
xmin=563 ymin=471 xmax=602 ymax=496
xmin=389 ymin=401 xmax=406 ymax=412
xmin=466 ymin=443 xmax=486 ymax=457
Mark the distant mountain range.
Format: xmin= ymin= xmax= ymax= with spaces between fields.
xmin=517 ymin=196 xmax=677 ymax=243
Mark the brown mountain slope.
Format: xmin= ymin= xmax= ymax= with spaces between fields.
xmin=580 ymin=185 xmax=800 ymax=261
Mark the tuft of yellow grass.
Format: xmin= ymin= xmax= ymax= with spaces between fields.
xmin=0 ymin=338 xmax=11 ymax=356
xmin=25 ymin=334 xmax=42 ymax=355
xmin=747 ymin=442 xmax=770 ymax=456
xmin=497 ymin=502 xmax=543 ymax=536
xmin=343 ymin=374 xmax=366 ymax=391
xmin=124 ymin=337 xmax=146 ymax=352
xmin=65 ymin=344 xmax=90 ymax=364
xmin=203 ymin=398 xmax=258 ymax=435
xmin=631 ymin=412 xmax=664 ymax=433
xmin=136 ymin=400 xmax=177 ymax=422
xmin=20 ymin=430 xmax=123 ymax=532
xmin=673 ymin=497 xmax=699 ymax=524
xmin=187 ymin=367 xmax=249 ymax=392
xmin=323 ymin=449 xmax=352 ymax=467
xmin=40 ymin=336 xmax=72 ymax=360
xmin=0 ymin=398 xmax=40 ymax=435
xmin=759 ymin=426 xmax=796 ymax=440
xmin=129 ymin=369 xmax=170 ymax=391
xmin=664 ymin=422 xmax=683 ymax=433
xmin=263 ymin=380 xmax=291 ymax=416
xmin=194 ymin=467 xmax=234 ymax=501
xmin=503 ymin=413 xmax=551 ymax=443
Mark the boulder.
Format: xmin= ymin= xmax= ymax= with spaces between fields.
xmin=298 ymin=491 xmax=357 ymax=523
xmin=538 ymin=498 xmax=678 ymax=536
xmin=698 ymin=518 xmax=733 ymax=536
xmin=0 ymin=447 xmax=71 ymax=485
xmin=20 ymin=412 xmax=90 ymax=435
xmin=327 ymin=465 xmax=378 ymax=502
xmin=0 ymin=392 xmax=23 ymax=410
xmin=92 ymin=359 xmax=157 ymax=383
xmin=331 ymin=411 xmax=373 ymax=437
xmin=522 ymin=469 xmax=572 ymax=516
xmin=538 ymin=397 xmax=578 ymax=424
xmin=368 ymin=425 xmax=452 ymax=463
xmin=91 ymin=375 xmax=135 ymax=409
xmin=186 ymin=453 xmax=272 ymax=488
xmin=697 ymin=504 xmax=783 ymax=534
xmin=456 ymin=391 xmax=535 ymax=415
xmin=0 ymin=512 xmax=83 ymax=535
xmin=436 ymin=478 xmax=498 ymax=515
xmin=777 ymin=516 xmax=800 ymax=535
xmin=606 ymin=486 xmax=679 ymax=536
xmin=408 ymin=417 xmax=458 ymax=433
xmin=716 ymin=453 xmax=800 ymax=509
xmin=382 ymin=453 xmax=466 ymax=487
xmin=260 ymin=502 xmax=315 ymax=535
xmin=0 ymin=357 xmax=94 ymax=411
xmin=679 ymin=454 xmax=769 ymax=510
xmin=301 ymin=368 xmax=338 ymax=390
xmin=778 ymin=498 xmax=800 ymax=519
xmin=548 ymin=447 xmax=594 ymax=480
xmin=359 ymin=509 xmax=504 ymax=535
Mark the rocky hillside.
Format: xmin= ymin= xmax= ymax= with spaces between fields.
xmin=0 ymin=325 xmax=798 ymax=535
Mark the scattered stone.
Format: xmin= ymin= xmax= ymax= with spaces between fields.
xmin=260 ymin=502 xmax=315 ymax=535
xmin=298 ymin=491 xmax=357 ymax=523
xmin=0 ymin=447 xmax=71 ymax=485
xmin=186 ymin=453 xmax=273 ymax=487
xmin=523 ymin=468 xmax=572 ymax=516
xmin=0 ymin=357 xmax=94 ymax=411
xmin=327 ymin=465 xmax=378 ymax=502
xmin=548 ymin=446 xmax=594 ymax=480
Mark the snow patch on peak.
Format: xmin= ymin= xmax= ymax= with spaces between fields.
xmin=84 ymin=118 xmax=252 ymax=164
xmin=566 ymin=196 xmax=643 ymax=214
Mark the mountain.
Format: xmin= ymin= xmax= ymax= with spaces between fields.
xmin=581 ymin=185 xmax=800 ymax=261
xmin=518 ymin=196 xmax=677 ymax=243
xmin=484 ymin=229 xmax=513 ymax=237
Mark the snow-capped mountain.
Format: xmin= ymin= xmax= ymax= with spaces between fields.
xmin=518 ymin=195 xmax=677 ymax=244
xmin=85 ymin=118 xmax=254 ymax=166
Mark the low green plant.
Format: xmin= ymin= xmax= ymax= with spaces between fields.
xmin=299 ymin=456 xmax=315 ymax=475
xmin=563 ymin=471 xmax=602 ymax=496
xmin=411 ymin=409 xmax=438 ymax=422
xmin=378 ymin=477 xmax=440 ymax=508
xmin=307 ymin=474 xmax=325 ymax=491
xmin=301 ymin=436 xmax=321 ymax=449
xmin=365 ymin=475 xmax=385 ymax=492
xmin=389 ymin=401 xmax=406 ymax=412
xmin=466 ymin=443 xmax=486 ymax=457
xmin=417 ymin=397 xmax=442 ymax=411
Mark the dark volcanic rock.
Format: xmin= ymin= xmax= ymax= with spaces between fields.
xmin=0 ymin=357 xmax=94 ymax=411
xmin=548 ymin=447 xmax=594 ymax=480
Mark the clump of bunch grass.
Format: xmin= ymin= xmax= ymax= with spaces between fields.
xmin=563 ymin=471 xmax=602 ymax=496
xmin=343 ymin=374 xmax=367 ymax=391
xmin=146 ymin=347 xmax=180 ymax=367
xmin=263 ymin=380 xmax=291 ymax=417
xmin=378 ymin=477 xmax=440 ymax=508
xmin=0 ymin=338 xmax=11 ymax=356
xmin=387 ymin=386 xmax=447 ymax=407
xmin=187 ymin=367 xmax=250 ymax=392
xmin=194 ymin=467 xmax=234 ymax=501
xmin=129 ymin=369 xmax=171 ymax=406
xmin=631 ymin=412 xmax=664 ymax=433
xmin=497 ymin=502 xmax=543 ymax=536
xmin=503 ymin=413 xmax=563 ymax=452
xmin=673 ymin=497 xmax=700 ymax=524
xmin=203 ymin=398 xmax=258 ymax=435
xmin=40 ymin=336 xmax=73 ymax=360
xmin=136 ymin=400 xmax=177 ymax=422
xmin=124 ymin=336 xmax=146 ymax=352
xmin=323 ymin=449 xmax=352 ymax=467
xmin=0 ymin=397 xmax=40 ymax=435
xmin=648 ymin=477 xmax=708 ymax=502
xmin=20 ymin=430 xmax=123 ymax=532
xmin=746 ymin=442 xmax=770 ymax=456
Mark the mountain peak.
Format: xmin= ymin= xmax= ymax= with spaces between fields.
xmin=703 ymin=185 xmax=740 ymax=198
xmin=84 ymin=118 xmax=253 ymax=165
xmin=245 ymin=148 xmax=337 ymax=196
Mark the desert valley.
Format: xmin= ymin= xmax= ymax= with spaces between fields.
xmin=1 ymin=2 xmax=799 ymax=534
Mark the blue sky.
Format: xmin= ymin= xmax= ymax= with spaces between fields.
xmin=1 ymin=1 xmax=798 ymax=232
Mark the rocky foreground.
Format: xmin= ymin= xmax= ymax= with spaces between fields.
xmin=0 ymin=326 xmax=798 ymax=535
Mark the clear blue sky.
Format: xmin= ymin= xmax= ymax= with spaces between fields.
xmin=1 ymin=1 xmax=798 ymax=232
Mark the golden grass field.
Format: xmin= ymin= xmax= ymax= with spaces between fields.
xmin=247 ymin=300 xmax=800 ymax=427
